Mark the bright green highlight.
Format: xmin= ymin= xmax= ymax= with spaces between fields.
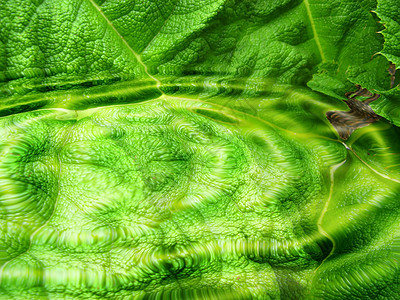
xmin=0 ymin=92 xmax=400 ymax=299
xmin=0 ymin=0 xmax=400 ymax=299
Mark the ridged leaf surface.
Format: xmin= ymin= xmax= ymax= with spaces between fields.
xmin=0 ymin=0 xmax=400 ymax=299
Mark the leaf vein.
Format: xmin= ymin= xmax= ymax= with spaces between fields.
xmin=303 ymin=0 xmax=326 ymax=62
xmin=87 ymin=0 xmax=164 ymax=94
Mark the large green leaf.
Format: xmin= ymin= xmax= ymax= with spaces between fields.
xmin=376 ymin=0 xmax=400 ymax=67
xmin=0 ymin=0 xmax=400 ymax=299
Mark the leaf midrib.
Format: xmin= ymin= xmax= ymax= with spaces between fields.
xmin=88 ymin=0 xmax=164 ymax=95
xmin=303 ymin=0 xmax=326 ymax=62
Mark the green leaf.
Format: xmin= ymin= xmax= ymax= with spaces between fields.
xmin=376 ymin=0 xmax=400 ymax=67
xmin=0 ymin=0 xmax=400 ymax=299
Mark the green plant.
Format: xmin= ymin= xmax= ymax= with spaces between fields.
xmin=0 ymin=0 xmax=399 ymax=299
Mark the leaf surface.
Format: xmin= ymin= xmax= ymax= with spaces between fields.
xmin=0 ymin=0 xmax=400 ymax=299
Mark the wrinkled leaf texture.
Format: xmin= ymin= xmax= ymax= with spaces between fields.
xmin=0 ymin=0 xmax=400 ymax=299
